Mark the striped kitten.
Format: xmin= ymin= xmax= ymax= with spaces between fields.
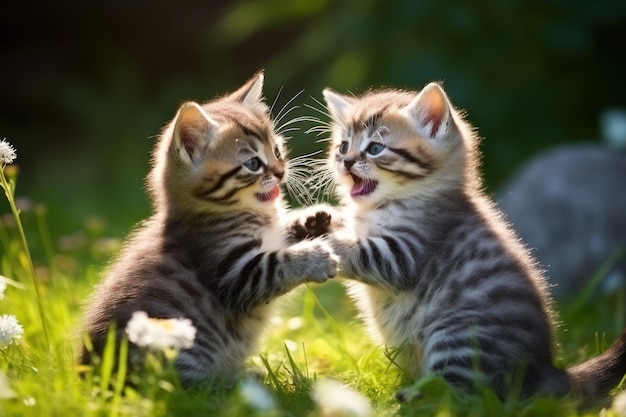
xmin=319 ymin=82 xmax=626 ymax=404
xmin=79 ymin=72 xmax=337 ymax=386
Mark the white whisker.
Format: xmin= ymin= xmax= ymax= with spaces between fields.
xmin=276 ymin=95 xmax=338 ymax=204
xmin=307 ymin=96 xmax=349 ymax=127
xmin=269 ymin=86 xmax=284 ymax=116
xmin=285 ymin=151 xmax=337 ymax=204
xmin=277 ymin=127 xmax=300 ymax=135
xmin=305 ymin=99 xmax=337 ymax=141
xmin=284 ymin=167 xmax=314 ymax=206
xmin=273 ymin=90 xmax=305 ymax=129
xmin=289 ymin=150 xmax=324 ymax=162
xmin=306 ymin=97 xmax=332 ymax=119
xmin=276 ymin=115 xmax=320 ymax=137
xmin=304 ymin=118 xmax=333 ymax=137
xmin=275 ymin=109 xmax=301 ymax=138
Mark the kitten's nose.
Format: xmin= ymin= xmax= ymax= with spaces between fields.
xmin=344 ymin=159 xmax=357 ymax=169
xmin=273 ymin=170 xmax=284 ymax=180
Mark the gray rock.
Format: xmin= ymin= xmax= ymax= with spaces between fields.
xmin=496 ymin=144 xmax=626 ymax=299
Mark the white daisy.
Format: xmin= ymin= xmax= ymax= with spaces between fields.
xmin=0 ymin=371 xmax=16 ymax=399
xmin=0 ymin=278 xmax=6 ymax=301
xmin=312 ymin=378 xmax=372 ymax=417
xmin=613 ymin=390 xmax=626 ymax=416
xmin=125 ymin=311 xmax=196 ymax=351
xmin=0 ymin=314 xmax=24 ymax=349
xmin=0 ymin=139 xmax=16 ymax=165
xmin=239 ymin=378 xmax=276 ymax=411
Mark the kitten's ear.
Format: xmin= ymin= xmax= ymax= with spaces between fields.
xmin=323 ymin=88 xmax=354 ymax=125
xmin=172 ymin=102 xmax=219 ymax=165
xmin=231 ymin=71 xmax=265 ymax=107
xmin=403 ymin=82 xmax=455 ymax=139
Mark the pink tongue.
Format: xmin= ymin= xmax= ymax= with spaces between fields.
xmin=257 ymin=185 xmax=280 ymax=202
xmin=351 ymin=179 xmax=376 ymax=197
xmin=351 ymin=182 xmax=366 ymax=196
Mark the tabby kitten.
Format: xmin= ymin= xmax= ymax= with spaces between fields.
xmin=319 ymin=82 xmax=626 ymax=404
xmin=79 ymin=72 xmax=337 ymax=386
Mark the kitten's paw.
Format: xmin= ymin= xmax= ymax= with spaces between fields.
xmin=287 ymin=204 xmax=343 ymax=241
xmin=289 ymin=210 xmax=334 ymax=240
xmin=295 ymin=240 xmax=338 ymax=282
xmin=310 ymin=242 xmax=338 ymax=282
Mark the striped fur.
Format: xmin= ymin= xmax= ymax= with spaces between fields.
xmin=320 ymin=82 xmax=626 ymax=405
xmin=79 ymin=72 xmax=337 ymax=386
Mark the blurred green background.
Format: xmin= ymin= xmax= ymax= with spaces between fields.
xmin=2 ymin=0 xmax=625 ymax=239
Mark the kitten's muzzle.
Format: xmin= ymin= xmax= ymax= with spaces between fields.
xmin=264 ymin=168 xmax=284 ymax=181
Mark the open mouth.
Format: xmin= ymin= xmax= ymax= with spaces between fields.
xmin=255 ymin=185 xmax=280 ymax=202
xmin=350 ymin=174 xmax=377 ymax=197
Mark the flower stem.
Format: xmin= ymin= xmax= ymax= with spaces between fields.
xmin=0 ymin=165 xmax=49 ymax=349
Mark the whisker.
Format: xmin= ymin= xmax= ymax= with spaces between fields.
xmin=279 ymin=115 xmax=318 ymax=126
xmin=305 ymin=97 xmax=344 ymax=137
xmin=294 ymin=158 xmax=337 ymax=203
xmin=275 ymin=107 xmax=301 ymax=137
xmin=307 ymin=96 xmax=348 ymax=127
xmin=276 ymin=115 xmax=320 ymax=137
xmin=299 ymin=115 xmax=333 ymax=135
xmin=289 ymin=150 xmax=324 ymax=162
xmin=269 ymin=86 xmax=284 ymax=116
xmin=284 ymin=184 xmax=309 ymax=206
xmin=277 ymin=127 xmax=300 ymax=136
xmin=290 ymin=115 xmax=332 ymax=134
xmin=377 ymin=128 xmax=390 ymax=146
xmin=284 ymin=171 xmax=314 ymax=206
xmin=305 ymin=125 xmax=333 ymax=138
xmin=285 ymin=151 xmax=337 ymax=204
xmin=274 ymin=90 xmax=305 ymax=128
xmin=306 ymin=97 xmax=332 ymax=119
xmin=282 ymin=96 xmax=338 ymax=203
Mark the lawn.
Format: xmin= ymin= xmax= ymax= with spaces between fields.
xmin=0 ymin=142 xmax=625 ymax=417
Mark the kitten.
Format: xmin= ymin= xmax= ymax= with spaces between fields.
xmin=79 ymin=72 xmax=337 ymax=387
xmin=318 ymin=82 xmax=626 ymax=405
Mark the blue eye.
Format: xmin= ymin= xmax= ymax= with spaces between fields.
xmin=339 ymin=142 xmax=349 ymax=154
xmin=367 ymin=142 xmax=385 ymax=155
xmin=274 ymin=145 xmax=281 ymax=159
xmin=244 ymin=157 xmax=261 ymax=171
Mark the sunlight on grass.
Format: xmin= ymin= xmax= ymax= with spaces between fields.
xmin=0 ymin=138 xmax=625 ymax=416
xmin=0 ymin=140 xmax=49 ymax=349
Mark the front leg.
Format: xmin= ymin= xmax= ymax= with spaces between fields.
xmin=329 ymin=232 xmax=421 ymax=291
xmin=217 ymin=238 xmax=337 ymax=313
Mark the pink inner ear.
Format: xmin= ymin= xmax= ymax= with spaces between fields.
xmin=422 ymin=91 xmax=446 ymax=137
xmin=179 ymin=125 xmax=199 ymax=158
xmin=427 ymin=106 xmax=444 ymax=137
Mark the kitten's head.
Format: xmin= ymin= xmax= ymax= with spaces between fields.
xmin=323 ymin=82 xmax=479 ymax=207
xmin=149 ymin=72 xmax=288 ymax=215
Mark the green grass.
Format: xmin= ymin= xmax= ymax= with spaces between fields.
xmin=1 ymin=163 xmax=625 ymax=417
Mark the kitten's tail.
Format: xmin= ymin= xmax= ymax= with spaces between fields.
xmin=566 ymin=328 xmax=626 ymax=407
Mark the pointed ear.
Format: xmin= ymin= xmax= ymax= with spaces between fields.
xmin=230 ymin=71 xmax=265 ymax=108
xmin=323 ymin=88 xmax=354 ymax=125
xmin=172 ymin=102 xmax=219 ymax=165
xmin=403 ymin=82 xmax=455 ymax=139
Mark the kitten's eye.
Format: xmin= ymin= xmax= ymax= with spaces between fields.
xmin=244 ymin=157 xmax=261 ymax=171
xmin=367 ymin=142 xmax=385 ymax=155
xmin=274 ymin=145 xmax=281 ymax=159
xmin=339 ymin=142 xmax=349 ymax=154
